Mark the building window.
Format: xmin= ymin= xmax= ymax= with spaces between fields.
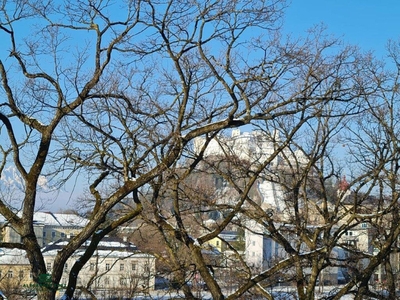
xmin=216 ymin=240 xmax=220 ymax=246
xmin=51 ymin=231 xmax=56 ymax=238
xmin=132 ymin=263 xmax=136 ymax=271
xmin=19 ymin=270 xmax=24 ymax=279
xmin=120 ymin=278 xmax=126 ymax=286
xmin=64 ymin=263 xmax=68 ymax=272
xmin=47 ymin=263 xmax=52 ymax=271
xmin=104 ymin=277 xmax=110 ymax=285
xmin=252 ymin=241 xmax=255 ymax=246
xmin=7 ymin=270 xmax=13 ymax=278
xmin=43 ymin=231 xmax=46 ymax=237
xmin=361 ymin=223 xmax=368 ymax=228
xmin=144 ymin=264 xmax=150 ymax=273
xmin=90 ymin=263 xmax=95 ymax=271
xmin=347 ymin=240 xmax=357 ymax=247
xmin=105 ymin=263 xmax=110 ymax=271
xmin=61 ymin=232 xmax=65 ymax=238
xmin=120 ymin=264 xmax=124 ymax=271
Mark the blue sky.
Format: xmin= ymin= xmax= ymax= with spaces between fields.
xmin=2 ymin=1 xmax=400 ymax=211
xmin=283 ymin=1 xmax=400 ymax=58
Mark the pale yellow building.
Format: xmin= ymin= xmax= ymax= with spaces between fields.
xmin=42 ymin=237 xmax=156 ymax=298
xmin=0 ymin=237 xmax=156 ymax=299
xmin=1 ymin=212 xmax=87 ymax=247
xmin=0 ymin=248 xmax=33 ymax=299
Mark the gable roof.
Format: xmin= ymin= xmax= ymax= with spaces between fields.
xmin=0 ymin=248 xmax=30 ymax=265
xmin=0 ymin=211 xmax=88 ymax=227
xmin=41 ymin=235 xmax=139 ymax=256
xmin=33 ymin=212 xmax=87 ymax=227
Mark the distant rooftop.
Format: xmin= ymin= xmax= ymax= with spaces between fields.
xmin=33 ymin=211 xmax=87 ymax=227
xmin=0 ymin=211 xmax=88 ymax=227
xmin=41 ymin=236 xmax=144 ymax=258
xmin=42 ymin=236 xmax=137 ymax=252
xmin=0 ymin=248 xmax=30 ymax=265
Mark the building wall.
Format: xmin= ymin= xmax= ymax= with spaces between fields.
xmin=1 ymin=226 xmax=20 ymax=244
xmin=207 ymin=237 xmax=223 ymax=253
xmin=0 ymin=264 xmax=33 ymax=289
xmin=41 ymin=226 xmax=82 ymax=247
xmin=245 ymin=220 xmax=267 ymax=270
xmin=44 ymin=251 xmax=156 ymax=293
xmin=246 ymin=225 xmax=287 ymax=271
xmin=194 ymin=129 xmax=278 ymax=165
xmin=0 ymin=249 xmax=156 ymax=298
xmin=0 ymin=249 xmax=33 ymax=299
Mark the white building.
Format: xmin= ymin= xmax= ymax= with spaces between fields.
xmin=195 ymin=130 xmax=344 ymax=283
xmin=194 ymin=129 xmax=306 ymax=211
xmin=194 ymin=129 xmax=307 ymax=168
xmin=194 ymin=129 xmax=279 ymax=165
xmin=245 ymin=221 xmax=341 ymax=285
xmin=245 ymin=220 xmax=285 ymax=271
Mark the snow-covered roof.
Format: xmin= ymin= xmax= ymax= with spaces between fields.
xmin=73 ymin=250 xmax=152 ymax=259
xmin=41 ymin=236 xmax=139 ymax=256
xmin=0 ymin=248 xmax=30 ymax=265
xmin=33 ymin=211 xmax=87 ymax=227
xmin=0 ymin=236 xmax=148 ymax=264
xmin=40 ymin=237 xmax=155 ymax=261
xmin=45 ymin=239 xmax=137 ymax=250
xmin=0 ymin=211 xmax=88 ymax=227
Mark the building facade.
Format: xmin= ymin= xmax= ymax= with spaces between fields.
xmin=1 ymin=212 xmax=87 ymax=247
xmin=0 ymin=237 xmax=155 ymax=299
xmin=0 ymin=212 xmax=155 ymax=299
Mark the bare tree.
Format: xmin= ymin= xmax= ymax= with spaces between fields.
xmin=0 ymin=1 xmax=392 ymax=300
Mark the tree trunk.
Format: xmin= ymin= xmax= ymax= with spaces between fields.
xmin=36 ymin=288 xmax=56 ymax=300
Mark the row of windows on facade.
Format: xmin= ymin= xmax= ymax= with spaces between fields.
xmin=1 ymin=269 xmax=148 ymax=286
xmin=1 ymin=262 xmax=149 ymax=277
xmin=0 ymin=270 xmax=31 ymax=279
xmin=46 ymin=262 xmax=148 ymax=272
xmin=59 ymin=276 xmax=146 ymax=287
xmin=43 ymin=231 xmax=72 ymax=238
xmin=41 ymin=232 xmax=75 ymax=246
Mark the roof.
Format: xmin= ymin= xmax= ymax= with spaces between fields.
xmin=0 ymin=248 xmax=30 ymax=265
xmin=0 ymin=211 xmax=88 ymax=227
xmin=219 ymin=231 xmax=240 ymax=242
xmin=33 ymin=211 xmax=87 ymax=227
xmin=1 ymin=237 xmax=151 ymax=265
xmin=41 ymin=236 xmax=139 ymax=256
